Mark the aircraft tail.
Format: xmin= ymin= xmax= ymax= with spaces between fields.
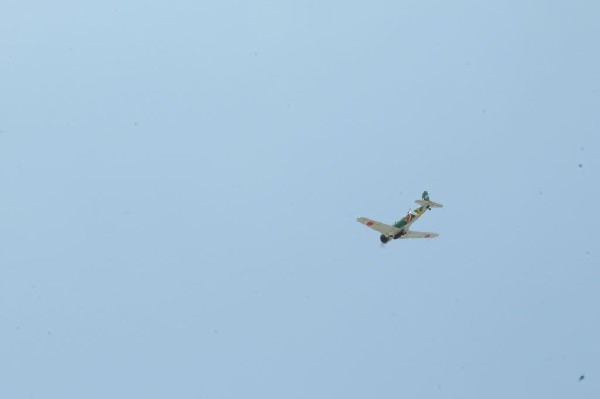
xmin=415 ymin=191 xmax=443 ymax=208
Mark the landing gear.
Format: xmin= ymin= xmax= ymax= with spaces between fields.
xmin=394 ymin=230 xmax=407 ymax=239
xmin=380 ymin=235 xmax=390 ymax=244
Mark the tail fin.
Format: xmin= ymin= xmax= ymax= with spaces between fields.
xmin=415 ymin=191 xmax=443 ymax=208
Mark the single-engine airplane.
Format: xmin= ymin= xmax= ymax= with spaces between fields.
xmin=357 ymin=191 xmax=443 ymax=244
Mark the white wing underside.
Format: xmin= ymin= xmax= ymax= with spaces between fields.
xmin=357 ymin=217 xmax=439 ymax=239
xmin=402 ymin=231 xmax=439 ymax=239
xmin=356 ymin=217 xmax=401 ymax=235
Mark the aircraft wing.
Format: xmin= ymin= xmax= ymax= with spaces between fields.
xmin=403 ymin=230 xmax=439 ymax=239
xmin=356 ymin=217 xmax=401 ymax=235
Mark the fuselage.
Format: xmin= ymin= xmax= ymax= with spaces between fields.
xmin=393 ymin=205 xmax=428 ymax=232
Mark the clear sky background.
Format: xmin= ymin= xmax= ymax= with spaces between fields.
xmin=1 ymin=1 xmax=598 ymax=398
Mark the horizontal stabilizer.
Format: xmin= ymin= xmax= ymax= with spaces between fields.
xmin=415 ymin=199 xmax=443 ymax=208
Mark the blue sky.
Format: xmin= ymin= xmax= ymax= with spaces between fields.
xmin=1 ymin=1 xmax=598 ymax=398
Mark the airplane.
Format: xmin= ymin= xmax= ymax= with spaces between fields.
xmin=357 ymin=191 xmax=443 ymax=244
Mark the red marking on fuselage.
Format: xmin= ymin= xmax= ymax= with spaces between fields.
xmin=405 ymin=214 xmax=411 ymax=221
xmin=425 ymin=234 xmax=431 ymax=238
xmin=366 ymin=221 xmax=374 ymax=226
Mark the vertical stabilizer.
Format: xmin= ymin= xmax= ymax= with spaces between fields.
xmin=422 ymin=191 xmax=430 ymax=201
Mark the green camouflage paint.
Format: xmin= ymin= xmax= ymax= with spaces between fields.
xmin=393 ymin=206 xmax=427 ymax=228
